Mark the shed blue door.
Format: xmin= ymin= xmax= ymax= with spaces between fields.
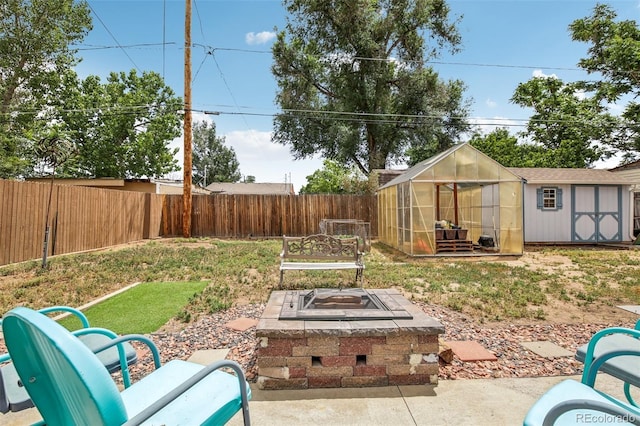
xmin=572 ymin=185 xmax=622 ymax=242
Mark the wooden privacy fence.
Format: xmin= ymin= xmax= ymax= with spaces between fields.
xmin=0 ymin=180 xmax=378 ymax=266
xmin=162 ymin=194 xmax=378 ymax=238
xmin=0 ymin=180 xmax=164 ymax=266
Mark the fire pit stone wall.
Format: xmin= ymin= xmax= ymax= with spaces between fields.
xmin=256 ymin=289 xmax=444 ymax=390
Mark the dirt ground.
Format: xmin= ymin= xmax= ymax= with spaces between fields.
xmin=494 ymin=250 xmax=639 ymax=325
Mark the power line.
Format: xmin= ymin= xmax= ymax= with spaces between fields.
xmin=86 ymin=2 xmax=142 ymax=73
xmin=3 ymin=103 xmax=636 ymax=131
xmin=73 ymin=42 xmax=177 ymax=51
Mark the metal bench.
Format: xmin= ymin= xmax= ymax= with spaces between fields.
xmin=279 ymin=234 xmax=364 ymax=288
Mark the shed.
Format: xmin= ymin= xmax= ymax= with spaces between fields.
xmin=508 ymin=168 xmax=635 ymax=243
xmin=377 ymin=143 xmax=524 ymax=256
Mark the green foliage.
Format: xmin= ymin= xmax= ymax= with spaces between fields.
xmin=470 ymin=128 xmax=549 ymax=167
xmin=0 ymin=0 xmax=92 ymax=178
xmin=300 ymin=159 xmax=376 ymax=194
xmin=570 ymin=4 xmax=640 ymax=162
xmin=47 ymin=69 xmax=182 ymax=179
xmin=271 ymin=0 xmax=471 ymax=174
xmin=58 ymin=281 xmax=208 ymax=334
xmin=510 ymin=76 xmax=617 ymax=168
xmin=192 ymin=120 xmax=241 ymax=185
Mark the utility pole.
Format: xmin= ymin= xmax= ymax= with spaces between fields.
xmin=182 ymin=0 xmax=192 ymax=237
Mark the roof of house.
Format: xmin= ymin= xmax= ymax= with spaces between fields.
xmin=609 ymin=159 xmax=640 ymax=172
xmin=205 ymin=182 xmax=295 ymax=195
xmin=507 ymin=168 xmax=635 ymax=185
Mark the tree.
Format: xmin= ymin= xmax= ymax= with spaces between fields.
xmin=570 ymin=4 xmax=640 ymax=162
xmin=300 ymin=159 xmax=376 ymax=194
xmin=0 ymin=0 xmax=91 ymax=178
xmin=272 ymin=0 xmax=470 ymax=175
xmin=192 ymin=121 xmax=240 ymax=185
xmin=510 ymin=76 xmax=617 ymax=168
xmin=469 ymin=128 xmax=545 ymax=167
xmin=50 ymin=69 xmax=182 ymax=179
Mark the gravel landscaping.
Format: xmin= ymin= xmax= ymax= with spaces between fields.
xmin=121 ymin=301 xmax=638 ymax=384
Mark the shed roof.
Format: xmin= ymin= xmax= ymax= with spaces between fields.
xmin=507 ymin=168 xmax=635 ymax=185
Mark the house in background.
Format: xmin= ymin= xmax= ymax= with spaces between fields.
xmin=205 ymin=182 xmax=295 ymax=195
xmin=609 ymin=160 xmax=640 ymax=234
xmin=24 ymin=178 xmax=211 ymax=194
xmin=507 ymin=168 xmax=635 ymax=244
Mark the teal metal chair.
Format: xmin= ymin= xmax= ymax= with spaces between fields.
xmin=0 ymin=306 xmax=138 ymax=413
xmin=575 ymin=319 xmax=640 ymax=407
xmin=2 ymin=306 xmax=251 ymax=425
xmin=524 ymin=326 xmax=640 ymax=425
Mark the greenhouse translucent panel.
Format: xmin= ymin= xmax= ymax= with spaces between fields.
xmin=477 ymin=156 xmax=501 ymax=180
xmin=436 ymin=185 xmax=456 ymax=223
xmin=413 ymin=231 xmax=435 ymax=255
xmin=497 ymin=181 xmax=523 ymax=254
xmin=430 ymin=154 xmax=456 ymax=181
xmin=454 ymin=147 xmax=479 ymax=181
xmin=414 ymin=165 xmax=435 ymax=181
xmin=412 ymin=183 xmax=434 ymax=208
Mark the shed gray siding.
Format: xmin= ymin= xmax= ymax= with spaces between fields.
xmin=523 ymin=183 xmax=632 ymax=243
xmin=523 ymin=184 xmax=572 ymax=242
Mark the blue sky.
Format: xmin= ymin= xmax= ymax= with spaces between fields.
xmin=77 ymin=0 xmax=640 ymax=191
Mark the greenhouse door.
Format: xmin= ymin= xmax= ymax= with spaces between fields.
xmin=572 ymin=185 xmax=622 ymax=243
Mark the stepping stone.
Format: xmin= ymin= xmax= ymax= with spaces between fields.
xmin=618 ymin=305 xmax=640 ymax=315
xmin=224 ymin=317 xmax=258 ymax=331
xmin=444 ymin=340 xmax=498 ymax=362
xmin=187 ymin=348 xmax=229 ymax=365
xmin=521 ymin=341 xmax=573 ymax=358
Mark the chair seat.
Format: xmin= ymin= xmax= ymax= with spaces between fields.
xmin=576 ymin=333 xmax=640 ymax=387
xmin=524 ymin=379 xmax=640 ymax=426
xmin=121 ymin=359 xmax=251 ymax=425
xmin=79 ymin=333 xmax=137 ymax=373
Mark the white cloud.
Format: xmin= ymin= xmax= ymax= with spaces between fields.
xmin=245 ymin=31 xmax=276 ymax=45
xmin=485 ymin=98 xmax=497 ymax=108
xmin=532 ymin=69 xmax=558 ymax=79
xmin=225 ymin=129 xmax=323 ymax=191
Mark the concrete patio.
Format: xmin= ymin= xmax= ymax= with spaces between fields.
xmin=2 ymin=373 xmax=632 ymax=425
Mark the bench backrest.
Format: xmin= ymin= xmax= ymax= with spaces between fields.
xmin=282 ymin=234 xmax=360 ymax=261
xmin=2 ymin=307 xmax=128 ymax=425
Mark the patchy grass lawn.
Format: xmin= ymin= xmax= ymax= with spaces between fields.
xmin=1 ymin=238 xmax=639 ymax=327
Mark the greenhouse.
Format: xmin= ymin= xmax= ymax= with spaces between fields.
xmin=377 ymin=143 xmax=524 ymax=256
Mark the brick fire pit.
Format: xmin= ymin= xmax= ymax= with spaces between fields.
xmin=256 ymin=289 xmax=444 ymax=390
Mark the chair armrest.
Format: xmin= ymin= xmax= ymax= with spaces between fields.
xmin=581 ymin=327 xmax=640 ymax=386
xmin=542 ymin=399 xmax=640 ymax=426
xmin=91 ymin=333 xmax=161 ymax=369
xmin=89 ymin=333 xmax=161 ymax=388
xmin=123 ymin=360 xmax=251 ymax=426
